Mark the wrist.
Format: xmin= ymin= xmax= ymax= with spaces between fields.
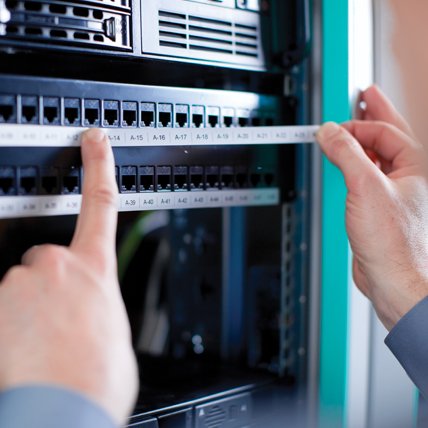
xmin=373 ymin=274 xmax=428 ymax=331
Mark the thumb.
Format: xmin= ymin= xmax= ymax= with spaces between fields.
xmin=317 ymin=122 xmax=384 ymax=193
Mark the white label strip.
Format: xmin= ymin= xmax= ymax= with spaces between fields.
xmin=0 ymin=124 xmax=320 ymax=147
xmin=0 ymin=189 xmax=280 ymax=219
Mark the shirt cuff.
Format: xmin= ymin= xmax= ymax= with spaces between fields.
xmin=385 ymin=295 xmax=428 ymax=397
xmin=0 ymin=385 xmax=116 ymax=428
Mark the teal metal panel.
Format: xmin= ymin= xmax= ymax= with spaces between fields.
xmin=319 ymin=0 xmax=351 ymax=427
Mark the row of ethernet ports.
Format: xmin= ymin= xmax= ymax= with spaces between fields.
xmin=0 ymin=95 xmax=276 ymax=128
xmin=0 ymin=166 xmax=276 ymax=196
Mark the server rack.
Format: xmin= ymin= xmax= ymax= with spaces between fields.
xmin=0 ymin=0 xmax=319 ymax=426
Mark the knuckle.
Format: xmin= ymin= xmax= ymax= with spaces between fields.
xmin=38 ymin=245 xmax=69 ymax=277
xmin=2 ymin=266 xmax=26 ymax=284
xmin=329 ymin=133 xmax=354 ymax=158
xmin=88 ymin=184 xmax=118 ymax=208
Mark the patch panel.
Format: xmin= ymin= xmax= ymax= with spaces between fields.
xmin=222 ymin=108 xmax=235 ymax=128
xmin=175 ymin=104 xmax=188 ymax=128
xmin=21 ymin=96 xmax=38 ymax=124
xmin=18 ymin=166 xmax=37 ymax=195
xmin=156 ymin=166 xmax=172 ymax=191
xmin=40 ymin=168 xmax=59 ymax=195
xmin=122 ymin=102 xmax=137 ymax=127
xmin=235 ymin=168 xmax=249 ymax=188
xmin=0 ymin=95 xmax=16 ymax=123
xmin=191 ymin=106 xmax=205 ymax=128
xmin=103 ymin=100 xmax=119 ymax=127
xmin=0 ymin=165 xmax=278 ymax=197
xmin=61 ymin=167 xmax=80 ymax=194
xmin=0 ymin=167 xmax=16 ymax=195
xmin=205 ymin=166 xmax=219 ymax=190
xmin=207 ymin=107 xmax=220 ymax=128
xmin=173 ymin=166 xmax=189 ymax=191
xmin=120 ymin=166 xmax=137 ymax=193
xmin=190 ymin=166 xmax=205 ymax=191
xmin=237 ymin=109 xmax=250 ymax=127
xmin=64 ymin=98 xmax=80 ymax=126
xmin=139 ymin=166 xmax=155 ymax=192
xmin=83 ymin=99 xmax=100 ymax=127
xmin=220 ymin=166 xmax=234 ymax=189
xmin=158 ymin=104 xmax=172 ymax=128
xmin=140 ymin=103 xmax=156 ymax=127
xmin=42 ymin=97 xmax=60 ymax=125
xmin=0 ymin=76 xmax=281 ymax=130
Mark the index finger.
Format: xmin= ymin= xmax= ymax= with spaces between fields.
xmin=71 ymin=129 xmax=118 ymax=263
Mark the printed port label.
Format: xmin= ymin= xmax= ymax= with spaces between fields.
xmin=128 ymin=131 xmax=148 ymax=144
xmin=159 ymin=196 xmax=174 ymax=208
xmin=234 ymin=131 xmax=251 ymax=142
xmin=173 ymin=130 xmax=191 ymax=144
xmin=0 ymin=125 xmax=320 ymax=147
xmin=106 ymin=131 xmax=126 ymax=145
xmin=121 ymin=195 xmax=139 ymax=210
xmin=214 ymin=132 xmax=231 ymax=143
xmin=140 ymin=195 xmax=158 ymax=208
xmin=0 ymin=189 xmax=281 ymax=219
xmin=20 ymin=200 xmax=39 ymax=213
xmin=150 ymin=132 xmax=169 ymax=144
xmin=175 ymin=195 xmax=190 ymax=206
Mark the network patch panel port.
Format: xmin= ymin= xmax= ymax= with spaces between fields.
xmin=250 ymin=172 xmax=262 ymax=188
xmin=207 ymin=107 xmax=220 ymax=128
xmin=250 ymin=111 xmax=261 ymax=126
xmin=83 ymin=99 xmax=100 ymax=127
xmin=43 ymin=97 xmax=60 ymax=125
xmin=0 ymin=95 xmax=16 ymax=123
xmin=237 ymin=109 xmax=250 ymax=127
xmin=235 ymin=168 xmax=249 ymax=188
xmin=222 ymin=108 xmax=235 ymax=128
xmin=61 ymin=168 xmax=80 ymax=194
xmin=40 ymin=168 xmax=59 ymax=195
xmin=122 ymin=102 xmax=137 ymax=127
xmin=265 ymin=117 xmax=274 ymax=126
xmin=175 ymin=104 xmax=189 ymax=128
xmin=64 ymin=98 xmax=80 ymax=126
xmin=191 ymin=105 xmax=204 ymax=128
xmin=190 ymin=166 xmax=204 ymax=191
xmin=140 ymin=103 xmax=155 ymax=127
xmin=220 ymin=166 xmax=234 ymax=189
xmin=19 ymin=166 xmax=38 ymax=195
xmin=120 ymin=166 xmax=137 ymax=193
xmin=138 ymin=166 xmax=155 ymax=192
xmin=21 ymin=96 xmax=39 ymax=124
xmin=157 ymin=166 xmax=172 ymax=191
xmin=205 ymin=166 xmax=219 ymax=190
xmin=173 ymin=166 xmax=188 ymax=191
xmin=158 ymin=104 xmax=172 ymax=128
xmin=103 ymin=100 xmax=119 ymax=127
xmin=0 ymin=167 xmax=16 ymax=196
xmin=264 ymin=172 xmax=275 ymax=187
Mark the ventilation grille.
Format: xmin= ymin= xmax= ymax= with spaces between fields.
xmin=3 ymin=0 xmax=131 ymax=50
xmin=158 ymin=10 xmax=260 ymax=58
xmin=204 ymin=405 xmax=227 ymax=428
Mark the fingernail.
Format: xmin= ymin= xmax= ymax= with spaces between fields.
xmin=317 ymin=122 xmax=340 ymax=141
xmin=82 ymin=128 xmax=106 ymax=144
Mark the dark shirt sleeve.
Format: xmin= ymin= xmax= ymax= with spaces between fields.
xmin=0 ymin=385 xmax=116 ymax=428
xmin=385 ymin=295 xmax=428 ymax=397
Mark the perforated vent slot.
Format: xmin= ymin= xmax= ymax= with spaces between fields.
xmin=4 ymin=0 xmax=131 ymax=50
xmin=158 ymin=9 xmax=260 ymax=59
xmin=204 ymin=405 xmax=227 ymax=428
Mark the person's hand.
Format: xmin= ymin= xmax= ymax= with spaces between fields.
xmin=317 ymin=85 xmax=428 ymax=331
xmin=0 ymin=129 xmax=138 ymax=425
